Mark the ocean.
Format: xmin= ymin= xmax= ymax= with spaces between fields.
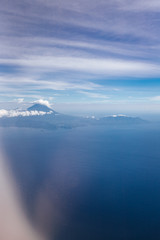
xmin=1 ymin=124 xmax=160 ymax=240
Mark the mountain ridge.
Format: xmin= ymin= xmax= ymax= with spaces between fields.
xmin=27 ymin=103 xmax=55 ymax=113
xmin=0 ymin=103 xmax=148 ymax=130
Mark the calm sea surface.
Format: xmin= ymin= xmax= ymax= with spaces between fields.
xmin=1 ymin=125 xmax=160 ymax=240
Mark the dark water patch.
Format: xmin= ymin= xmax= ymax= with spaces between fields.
xmin=1 ymin=126 xmax=160 ymax=239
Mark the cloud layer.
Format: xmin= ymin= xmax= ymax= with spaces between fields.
xmin=0 ymin=109 xmax=53 ymax=118
xmin=0 ymin=0 xmax=160 ymax=104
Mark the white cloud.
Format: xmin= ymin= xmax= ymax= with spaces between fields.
xmin=0 ymin=36 xmax=151 ymax=60
xmin=17 ymin=98 xmax=24 ymax=103
xmin=150 ymin=96 xmax=160 ymax=101
xmin=0 ymin=56 xmax=159 ymax=77
xmin=121 ymin=0 xmax=160 ymax=12
xmin=111 ymin=114 xmax=127 ymax=117
xmin=0 ymin=75 xmax=101 ymax=92
xmin=0 ymin=109 xmax=53 ymax=118
xmin=34 ymin=99 xmax=51 ymax=108
xmin=1 ymin=0 xmax=160 ymax=104
xmin=79 ymin=91 xmax=109 ymax=99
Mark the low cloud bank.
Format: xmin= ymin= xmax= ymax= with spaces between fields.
xmin=0 ymin=110 xmax=53 ymax=118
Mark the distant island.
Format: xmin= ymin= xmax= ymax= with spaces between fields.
xmin=0 ymin=103 xmax=147 ymax=130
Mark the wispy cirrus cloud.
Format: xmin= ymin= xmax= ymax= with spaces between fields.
xmin=1 ymin=0 xmax=160 ymax=105
xmin=1 ymin=56 xmax=160 ymax=77
xmin=121 ymin=0 xmax=160 ymax=12
xmin=150 ymin=96 xmax=160 ymax=101
xmin=79 ymin=91 xmax=109 ymax=100
xmin=0 ymin=75 xmax=101 ymax=92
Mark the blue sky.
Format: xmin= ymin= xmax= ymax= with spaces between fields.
xmin=1 ymin=0 xmax=160 ymax=115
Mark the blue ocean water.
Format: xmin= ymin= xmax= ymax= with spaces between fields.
xmin=1 ymin=125 xmax=160 ymax=240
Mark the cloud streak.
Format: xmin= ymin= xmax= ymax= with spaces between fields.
xmin=1 ymin=0 xmax=160 ymax=104
xmin=79 ymin=91 xmax=109 ymax=99
xmin=0 ymin=109 xmax=53 ymax=118
xmin=150 ymin=96 xmax=160 ymax=101
xmin=1 ymin=56 xmax=160 ymax=77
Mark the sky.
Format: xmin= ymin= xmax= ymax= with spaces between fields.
xmin=1 ymin=0 xmax=160 ymax=116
